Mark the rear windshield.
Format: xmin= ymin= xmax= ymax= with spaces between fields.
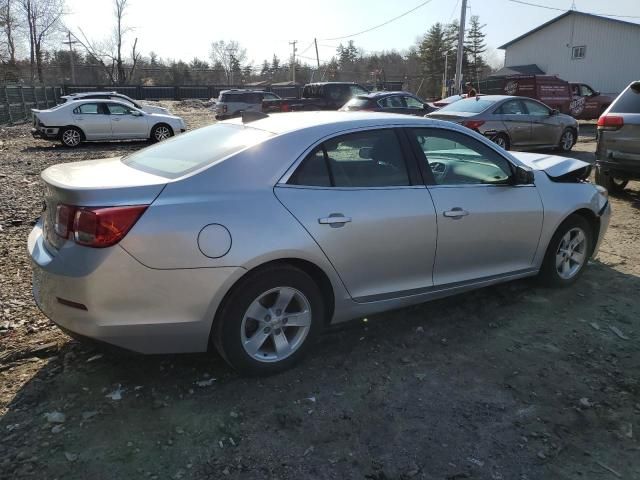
xmin=438 ymin=98 xmax=494 ymax=113
xmin=344 ymin=97 xmax=370 ymax=108
xmin=610 ymin=83 xmax=640 ymax=114
xmin=122 ymin=124 xmax=274 ymax=179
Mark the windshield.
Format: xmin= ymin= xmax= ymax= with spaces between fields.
xmin=343 ymin=97 xmax=370 ymax=108
xmin=122 ymin=124 xmax=274 ymax=179
xmin=438 ymin=98 xmax=494 ymax=113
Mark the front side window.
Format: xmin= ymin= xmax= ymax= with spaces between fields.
xmin=579 ymin=85 xmax=595 ymax=97
xmin=73 ymin=103 xmax=100 ymax=114
xmin=523 ymin=100 xmax=550 ymax=117
xmin=107 ymin=103 xmax=133 ymax=115
xmin=411 ymin=128 xmax=512 ymax=186
xmin=378 ymin=96 xmax=405 ymax=108
xmin=572 ymin=45 xmax=586 ymax=59
xmin=288 ymin=129 xmax=410 ymax=188
xmin=404 ymin=96 xmax=424 ymax=108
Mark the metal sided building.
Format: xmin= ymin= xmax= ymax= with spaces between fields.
xmin=499 ymin=10 xmax=640 ymax=96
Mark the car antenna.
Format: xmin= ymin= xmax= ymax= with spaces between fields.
xmin=241 ymin=111 xmax=269 ymax=123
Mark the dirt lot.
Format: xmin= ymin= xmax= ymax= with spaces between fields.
xmin=0 ymin=103 xmax=638 ymax=480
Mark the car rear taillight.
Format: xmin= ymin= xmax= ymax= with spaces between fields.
xmin=597 ymin=115 xmax=623 ymax=131
xmin=281 ymin=103 xmax=290 ymax=112
xmin=55 ymin=204 xmax=147 ymax=248
xmin=461 ymin=120 xmax=485 ymax=131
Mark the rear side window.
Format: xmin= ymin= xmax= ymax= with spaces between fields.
xmin=378 ymin=96 xmax=405 ymax=108
xmin=123 ymin=124 xmax=274 ymax=179
xmin=610 ymin=83 xmax=640 ymax=114
xmin=73 ymin=103 xmax=100 ymax=114
xmin=288 ymin=129 xmax=410 ymax=188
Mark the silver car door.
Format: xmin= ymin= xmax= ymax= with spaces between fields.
xmin=496 ymin=99 xmax=532 ymax=146
xmin=106 ymin=103 xmax=149 ymax=139
xmin=275 ymin=128 xmax=438 ymax=302
xmin=523 ymin=99 xmax=559 ymax=146
xmin=71 ymin=102 xmax=111 ymax=140
xmin=409 ymin=127 xmax=543 ymax=286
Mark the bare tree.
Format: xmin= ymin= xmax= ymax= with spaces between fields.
xmin=19 ymin=0 xmax=65 ymax=82
xmin=73 ymin=0 xmax=140 ymax=85
xmin=0 ymin=0 xmax=19 ymax=64
xmin=209 ymin=40 xmax=246 ymax=84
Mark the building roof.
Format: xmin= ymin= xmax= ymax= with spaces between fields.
xmin=499 ymin=10 xmax=640 ymax=49
xmin=490 ymin=64 xmax=545 ymax=77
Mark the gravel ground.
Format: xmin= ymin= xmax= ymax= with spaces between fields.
xmin=0 ymin=104 xmax=639 ymax=480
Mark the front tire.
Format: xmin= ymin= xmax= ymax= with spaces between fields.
xmin=595 ymin=165 xmax=628 ymax=194
xmin=212 ymin=265 xmax=325 ymax=376
xmin=558 ymin=128 xmax=576 ymax=152
xmin=150 ymin=123 xmax=173 ymax=143
xmin=60 ymin=127 xmax=82 ymax=148
xmin=539 ymin=214 xmax=592 ymax=287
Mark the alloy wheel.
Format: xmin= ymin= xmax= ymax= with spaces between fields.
xmin=494 ymin=136 xmax=507 ymax=149
xmin=240 ymin=287 xmax=312 ymax=363
xmin=555 ymin=227 xmax=587 ymax=280
xmin=154 ymin=126 xmax=171 ymax=141
xmin=62 ymin=129 xmax=81 ymax=146
xmin=561 ymin=130 xmax=574 ymax=150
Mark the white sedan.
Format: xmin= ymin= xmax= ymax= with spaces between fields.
xmin=31 ymin=99 xmax=186 ymax=147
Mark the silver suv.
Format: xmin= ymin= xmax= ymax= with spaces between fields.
xmin=215 ymin=90 xmax=280 ymax=120
xmin=595 ymin=81 xmax=640 ymax=194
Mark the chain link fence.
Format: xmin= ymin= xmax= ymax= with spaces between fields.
xmin=1 ymin=85 xmax=63 ymax=125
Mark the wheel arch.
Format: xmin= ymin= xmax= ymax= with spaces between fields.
xmin=151 ymin=122 xmax=174 ymax=137
xmin=59 ymin=125 xmax=86 ymax=141
xmin=208 ymin=257 xmax=336 ymax=350
xmin=564 ymin=208 xmax=600 ymax=256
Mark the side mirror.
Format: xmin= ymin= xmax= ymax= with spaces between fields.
xmin=550 ymin=108 xmax=559 ymax=116
xmin=359 ymin=147 xmax=373 ymax=159
xmin=514 ymin=165 xmax=534 ymax=185
xmin=131 ymin=110 xmax=143 ymax=116
xmin=593 ymin=91 xmax=600 ymax=97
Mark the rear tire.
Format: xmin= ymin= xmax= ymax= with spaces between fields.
xmin=492 ymin=133 xmax=510 ymax=150
xmin=558 ymin=128 xmax=576 ymax=152
xmin=212 ymin=265 xmax=325 ymax=376
xmin=60 ymin=127 xmax=82 ymax=148
xmin=150 ymin=123 xmax=173 ymax=143
xmin=595 ymin=165 xmax=628 ymax=194
xmin=538 ymin=214 xmax=592 ymax=288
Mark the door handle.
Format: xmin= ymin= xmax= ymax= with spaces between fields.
xmin=319 ymin=214 xmax=352 ymax=226
xmin=443 ymin=208 xmax=469 ymax=219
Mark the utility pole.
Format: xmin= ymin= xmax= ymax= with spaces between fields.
xmin=62 ymin=31 xmax=78 ymax=85
xmin=289 ymin=40 xmax=297 ymax=83
xmin=454 ymin=0 xmax=467 ymax=94
xmin=443 ymin=52 xmax=449 ymax=98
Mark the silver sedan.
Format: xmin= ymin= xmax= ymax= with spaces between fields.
xmin=28 ymin=112 xmax=610 ymax=375
xmin=428 ymin=95 xmax=579 ymax=152
xmin=31 ymin=99 xmax=186 ymax=147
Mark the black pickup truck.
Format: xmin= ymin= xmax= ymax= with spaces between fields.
xmin=262 ymin=82 xmax=369 ymax=113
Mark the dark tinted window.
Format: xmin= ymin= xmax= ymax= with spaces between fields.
xmin=288 ymin=148 xmax=332 ymax=187
xmin=378 ymin=96 xmax=405 ymax=108
xmin=610 ymin=83 xmax=640 ymax=114
xmin=411 ymin=128 xmax=512 ymax=185
xmin=289 ymin=129 xmax=410 ymax=187
xmin=325 ymin=130 xmax=409 ymax=187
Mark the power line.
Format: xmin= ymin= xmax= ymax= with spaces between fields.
xmin=508 ymin=0 xmax=640 ymax=19
xmin=320 ymin=0 xmax=434 ymax=41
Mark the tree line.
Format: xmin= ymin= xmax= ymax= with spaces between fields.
xmin=1 ymin=0 xmax=494 ymax=99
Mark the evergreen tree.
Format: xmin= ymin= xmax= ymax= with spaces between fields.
xmin=464 ymin=15 xmax=487 ymax=85
xmin=418 ymin=22 xmax=450 ymax=98
xmin=260 ymin=60 xmax=270 ymax=78
xmin=270 ymin=54 xmax=280 ymax=74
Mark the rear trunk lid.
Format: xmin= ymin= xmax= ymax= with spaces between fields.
xmin=41 ymin=157 xmax=168 ymax=252
xmin=428 ymin=112 xmax=476 ymax=122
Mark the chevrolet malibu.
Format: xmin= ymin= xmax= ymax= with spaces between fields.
xmin=29 ymin=111 xmax=610 ymax=375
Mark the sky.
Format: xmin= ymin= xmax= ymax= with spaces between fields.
xmin=63 ymin=0 xmax=640 ymax=68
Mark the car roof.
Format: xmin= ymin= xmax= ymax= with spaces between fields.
xmin=63 ymin=91 xmax=121 ymax=97
xmin=225 ymin=111 xmax=449 ymax=135
xmin=65 ymin=98 xmax=138 ymax=107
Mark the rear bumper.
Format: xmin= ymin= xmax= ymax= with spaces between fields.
xmin=28 ymin=221 xmax=242 ymax=354
xmin=596 ymin=158 xmax=640 ymax=179
xmin=31 ymin=126 xmax=59 ymax=140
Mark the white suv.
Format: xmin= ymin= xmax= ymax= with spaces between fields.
xmin=61 ymin=92 xmax=169 ymax=115
xmin=215 ymin=90 xmax=281 ymax=120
